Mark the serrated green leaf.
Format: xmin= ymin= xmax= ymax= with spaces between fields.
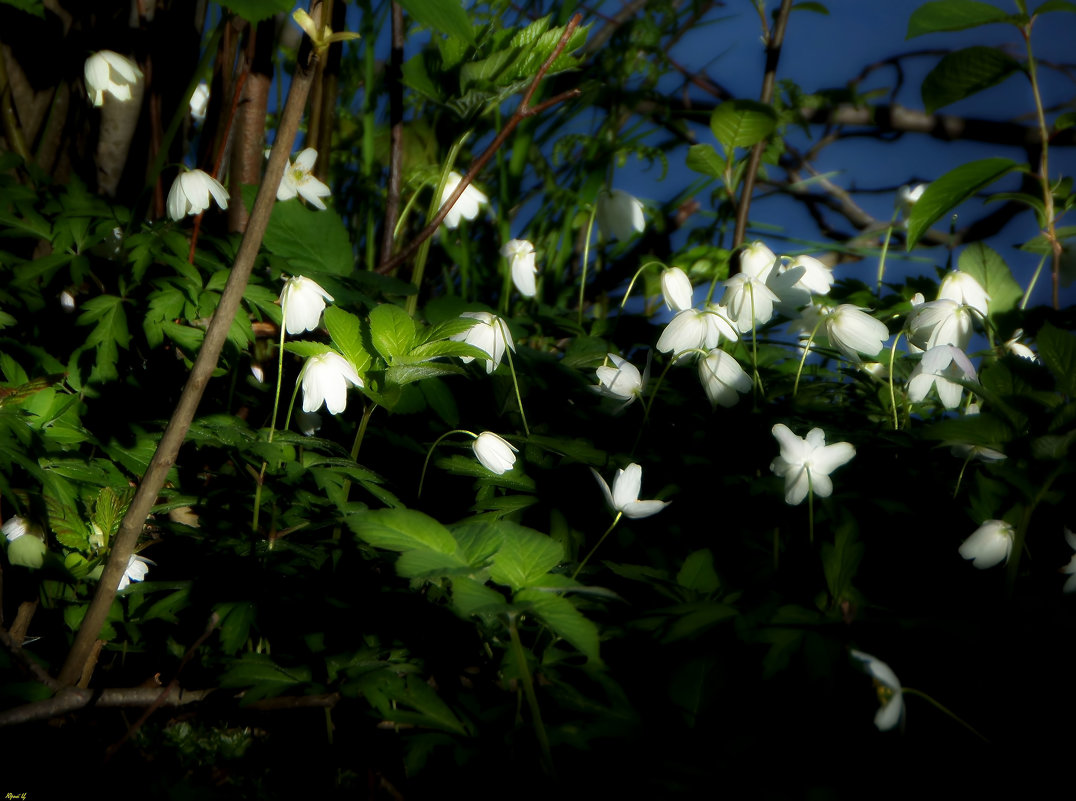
xmin=677 ymin=549 xmax=720 ymax=594
xmin=906 ymin=158 xmax=1021 ymax=249
xmin=215 ymin=601 xmax=256 ymax=654
xmin=488 ymin=523 xmax=563 ymax=591
xmin=403 ymin=340 xmax=488 ymax=363
xmin=921 ymin=47 xmax=1022 ymax=113
xmin=1037 ymin=322 xmax=1076 ymax=395
xmin=395 ymin=548 xmax=470 ymax=578
xmin=451 ymin=522 xmax=505 ymax=568
xmin=1033 ymin=0 xmax=1076 ymax=13
xmin=516 ymin=589 xmax=600 ymax=661
xmin=956 ymin=242 xmax=1023 ymax=318
xmin=710 ymin=100 xmax=778 ymax=151
xmin=369 ymin=303 xmax=416 ymax=362
xmin=685 ymin=144 xmax=726 ymax=179
xmin=907 ymin=0 xmax=1018 ymax=38
xmin=385 ymin=363 xmax=465 ymax=385
xmin=253 ymin=185 xmax=354 ymax=275
xmin=324 ymin=306 xmax=371 ymax=373
xmin=283 ymin=341 xmax=335 ymax=359
xmin=451 ymin=575 xmax=508 ymax=618
xmin=348 ymin=508 xmax=457 ymax=555
xmin=398 ymin=0 xmax=474 ymax=44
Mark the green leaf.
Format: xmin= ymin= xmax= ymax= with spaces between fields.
xmin=255 ymin=185 xmax=354 ymax=275
xmin=709 ymin=100 xmax=778 ymax=151
xmin=0 ymin=0 xmax=44 ymax=17
xmin=219 ymin=653 xmax=311 ymax=703
xmin=1033 ymin=0 xmax=1076 ymax=14
xmin=451 ymin=576 xmax=508 ymax=618
xmin=907 ymin=0 xmax=1018 ymax=38
xmin=1037 ymin=322 xmax=1076 ymax=395
xmin=398 ymin=0 xmax=475 ymax=44
xmin=451 ymin=522 xmax=505 ymax=568
xmin=395 ymin=548 xmax=469 ymax=578
xmin=906 ymin=158 xmax=1021 ymax=249
xmin=956 ymin=243 xmax=1024 ymax=318
xmin=76 ymin=295 xmax=130 ymax=382
xmin=385 ymin=363 xmax=466 ymax=385
xmin=348 ymin=508 xmax=457 ymax=555
xmin=401 ymin=340 xmax=488 ymax=364
xmin=215 ymin=601 xmax=256 ymax=654
xmin=488 ymin=522 xmax=563 ymax=591
xmin=369 ymin=303 xmax=416 ymax=362
xmin=218 ymin=0 xmax=291 ymax=22
xmin=516 ymin=589 xmax=600 ymax=662
xmin=792 ymin=1 xmax=829 ymax=13
xmin=283 ymin=341 xmax=335 ymax=359
xmin=323 ymin=306 xmax=371 ymax=373
xmin=676 ymin=549 xmax=720 ymax=594
xmin=921 ymin=47 xmax=1022 ymax=113
xmin=685 ymin=144 xmax=726 ymax=179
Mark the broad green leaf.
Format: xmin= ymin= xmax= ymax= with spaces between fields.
xmin=451 ymin=576 xmax=508 ymax=618
xmin=283 ymin=341 xmax=335 ymax=359
xmin=398 ymin=0 xmax=474 ymax=44
xmin=1033 ymin=0 xmax=1076 ymax=13
xmin=451 ymin=522 xmax=505 ymax=568
xmin=710 ymin=100 xmax=778 ymax=151
xmin=215 ymin=601 xmax=256 ymax=654
xmin=907 ymin=0 xmax=1018 ymax=38
xmin=76 ymin=295 xmax=130 ymax=382
xmin=218 ymin=0 xmax=292 ymax=23
xmin=256 ymin=186 xmax=354 ymax=275
xmin=401 ymin=340 xmax=488 ymax=364
xmin=821 ymin=524 xmax=864 ymax=603
xmin=0 ymin=0 xmax=44 ymax=18
xmin=219 ymin=653 xmax=311 ymax=704
xmin=324 ymin=306 xmax=371 ymax=373
xmin=685 ymin=144 xmax=726 ymax=179
xmin=385 ymin=363 xmax=466 ymax=385
xmin=381 ymin=674 xmax=469 ymax=735
xmin=925 ymin=412 xmax=1013 ymax=450
xmin=516 ymin=589 xmax=600 ymax=662
xmin=395 ymin=548 xmax=470 ymax=578
xmin=676 ymin=549 xmax=720 ymax=594
xmin=957 ymin=243 xmax=1024 ymax=318
xmin=348 ymin=508 xmax=457 ymax=555
xmin=1037 ymin=322 xmax=1076 ymax=395
xmin=369 ymin=303 xmax=416 ymax=362
xmin=921 ymin=47 xmax=1022 ymax=113
xmin=906 ymin=158 xmax=1021 ymax=249
xmin=488 ymin=522 xmax=563 ymax=591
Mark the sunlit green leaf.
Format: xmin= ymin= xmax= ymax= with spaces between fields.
xmin=907 ymin=0 xmax=1018 ymax=38
xmin=906 ymin=158 xmax=1021 ymax=249
xmin=921 ymin=47 xmax=1022 ymax=113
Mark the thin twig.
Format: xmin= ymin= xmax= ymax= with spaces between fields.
xmin=376 ymin=15 xmax=583 ymax=275
xmin=378 ymin=1 xmax=405 ymax=269
xmin=56 ymin=2 xmax=325 ymax=689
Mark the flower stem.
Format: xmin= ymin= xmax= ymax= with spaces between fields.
xmin=577 ymin=204 xmax=599 ymax=328
xmin=502 ymin=339 xmax=530 ymax=437
xmin=887 ymin=332 xmax=903 ymax=431
xmin=252 ymin=321 xmax=289 ymax=535
xmin=901 ymin=687 xmax=989 ymax=743
xmin=1020 ymin=251 xmax=1049 ymax=310
xmin=508 ymin=616 xmax=555 ymax=777
xmin=418 ymin=429 xmax=476 ymax=497
xmin=793 ymin=318 xmax=825 ymax=397
xmin=621 ymin=260 xmax=666 ymax=312
xmin=875 ymin=210 xmax=900 ymax=293
xmin=806 ymin=469 xmax=815 ymax=545
xmin=572 ymin=512 xmax=623 ymax=580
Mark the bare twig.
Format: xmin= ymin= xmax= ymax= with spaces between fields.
xmin=0 ymin=685 xmax=216 ymax=727
xmin=378 ymin=1 xmax=405 ymax=269
xmin=376 ymin=14 xmax=584 ymax=275
xmin=56 ymin=2 xmax=325 ymax=689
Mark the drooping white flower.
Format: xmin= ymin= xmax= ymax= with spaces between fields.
xmin=938 ymin=271 xmax=989 ymax=318
xmin=739 ymin=241 xmax=779 ymax=282
xmin=1061 ymin=528 xmax=1076 ymax=594
xmin=698 ymin=349 xmax=751 ymax=408
xmin=850 ymin=650 xmax=904 ymax=731
xmin=596 ymin=189 xmax=645 ymax=241
xmin=190 ymin=81 xmax=210 ymax=122
xmin=2 ymin=516 xmax=36 ymax=542
xmin=896 ymin=183 xmax=927 ymax=222
xmin=959 ymin=520 xmax=1014 ymax=569
xmin=595 ymin=353 xmax=645 ymax=405
xmin=297 ymin=410 xmax=322 ymax=437
xmin=117 ymin=554 xmax=153 ymax=591
xmin=277 ymin=148 xmax=332 ymax=210
xmin=592 ymin=463 xmax=668 ymax=519
xmin=300 ymin=351 xmax=363 ymax=415
xmin=451 ymin=312 xmax=514 ymax=374
xmin=720 ymin=273 xmax=780 ymax=333
xmin=661 ymin=267 xmax=694 ymax=312
xmin=502 ymin=239 xmax=538 ymax=298
xmin=1004 ymin=330 xmax=1037 ymax=361
xmin=166 ymin=168 xmax=229 ymax=220
xmin=770 ymin=424 xmax=856 ymax=506
xmin=279 ymin=275 xmax=334 ymax=335
xmin=657 ymin=308 xmax=729 ymax=359
xmin=823 ymin=305 xmax=890 ymax=361
xmin=439 ymin=171 xmax=488 ymax=229
xmin=84 ymin=50 xmax=143 ymax=107
xmin=906 ymin=299 xmax=973 ymax=351
xmin=472 ymin=431 xmax=518 ymax=475
xmin=784 ymin=254 xmax=834 ymax=297
xmin=907 ymin=345 xmax=977 ymax=410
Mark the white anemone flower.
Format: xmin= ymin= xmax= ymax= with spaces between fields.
xmin=851 ymin=650 xmax=904 ymax=731
xmin=720 ymin=273 xmax=780 ymax=333
xmin=118 ymin=554 xmax=153 ymax=591
xmin=1061 ymin=528 xmax=1076 ymax=594
xmin=656 ymin=307 xmax=735 ymax=360
xmin=596 ymin=189 xmax=645 ymax=241
xmin=595 ymin=353 xmax=645 ymax=405
xmin=739 ymin=241 xmax=779 ymax=282
xmin=279 ymin=275 xmax=334 ymax=335
xmin=784 ymin=254 xmax=834 ymax=297
xmin=906 ymin=299 xmax=973 ymax=351
xmin=661 ymin=267 xmax=694 ymax=312
xmin=907 ymin=345 xmax=977 ymax=410
xmin=278 ymin=148 xmax=332 ymax=210
xmin=824 ymin=305 xmax=890 ymax=361
xmin=166 ymin=168 xmax=229 ymax=220
xmin=896 ymin=183 xmax=927 ymax=223
xmin=502 ymin=239 xmax=538 ymax=298
xmin=1004 ymin=330 xmax=1037 ymax=361
xmin=472 ymin=431 xmax=518 ymax=475
xmin=938 ymin=271 xmax=989 ymax=318
xmin=770 ymin=424 xmax=856 ymax=506
xmin=190 ymin=81 xmax=210 ymax=122
xmin=698 ymin=349 xmax=751 ymax=408
xmin=959 ymin=520 xmax=1014 ymax=569
xmin=451 ymin=311 xmax=514 ymax=374
xmin=591 ymin=462 xmax=668 ymax=519
xmin=439 ymin=171 xmax=488 ymax=229
xmin=300 ymin=352 xmax=363 ymax=415
xmin=84 ymin=50 xmax=143 ymax=106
